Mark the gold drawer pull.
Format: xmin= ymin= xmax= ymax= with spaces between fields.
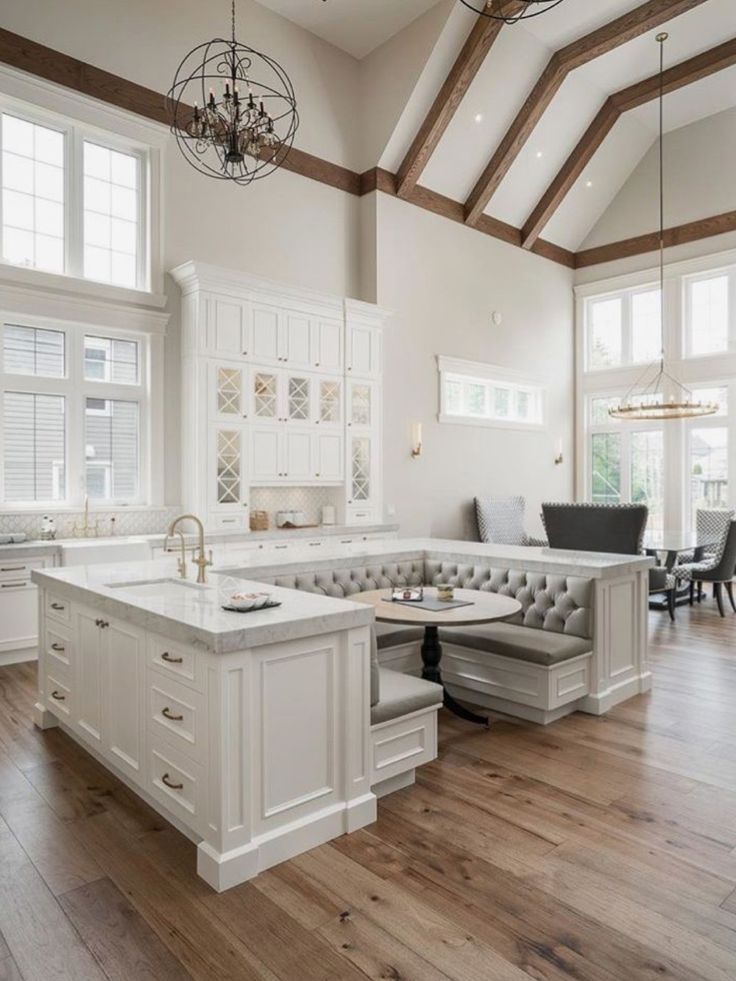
xmin=162 ymin=707 xmax=184 ymax=722
xmin=161 ymin=773 xmax=183 ymax=791
xmin=161 ymin=651 xmax=183 ymax=664
xmin=51 ymin=643 xmax=65 ymax=652
xmin=1 ymin=565 xmax=25 ymax=572
xmin=1 ymin=581 xmax=26 ymax=588
xmin=51 ymin=690 xmax=66 ymax=701
xmin=51 ymin=602 xmax=65 ymax=611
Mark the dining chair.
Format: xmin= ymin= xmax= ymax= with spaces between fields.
xmin=676 ymin=520 xmax=736 ymax=617
xmin=677 ymin=508 xmax=734 ymax=563
xmin=649 ymin=566 xmax=678 ymax=622
xmin=474 ymin=496 xmax=547 ymax=547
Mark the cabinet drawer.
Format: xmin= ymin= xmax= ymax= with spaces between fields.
xmin=149 ymin=676 xmax=205 ymax=762
xmin=0 ymin=557 xmax=47 ymax=582
xmin=347 ymin=508 xmax=375 ymax=525
xmin=45 ymin=593 xmax=71 ymax=623
xmin=148 ymin=636 xmax=203 ymax=692
xmin=45 ymin=666 xmax=72 ymax=720
xmin=209 ymin=513 xmax=248 ymax=531
xmin=148 ymin=735 xmax=205 ymax=830
xmin=45 ymin=623 xmax=73 ymax=669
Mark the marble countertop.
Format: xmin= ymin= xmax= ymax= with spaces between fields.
xmin=32 ymin=561 xmax=374 ymax=654
xmin=0 ymin=523 xmax=398 ymax=559
xmin=218 ymin=537 xmax=654 ymax=580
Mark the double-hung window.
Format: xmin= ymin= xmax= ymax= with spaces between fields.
xmin=0 ymin=320 xmax=148 ymax=508
xmin=0 ymin=102 xmax=149 ymax=290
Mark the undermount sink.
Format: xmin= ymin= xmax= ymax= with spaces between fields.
xmin=104 ymin=577 xmax=212 ymax=600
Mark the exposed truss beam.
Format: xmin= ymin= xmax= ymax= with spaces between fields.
xmin=396 ymin=2 xmax=525 ymax=199
xmin=521 ymin=36 xmax=736 ymax=248
xmin=463 ymin=0 xmax=712 ymax=227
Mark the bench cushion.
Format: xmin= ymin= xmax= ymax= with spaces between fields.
xmin=370 ymin=669 xmax=443 ymax=726
xmin=439 ymin=622 xmax=591 ymax=666
xmin=375 ymin=622 xmax=425 ymax=650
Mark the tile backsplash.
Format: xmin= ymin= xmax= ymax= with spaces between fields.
xmin=0 ymin=507 xmax=182 ymax=539
xmin=249 ymin=487 xmax=343 ymax=528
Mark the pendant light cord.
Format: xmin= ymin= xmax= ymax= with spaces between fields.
xmin=231 ymin=0 xmax=236 ymax=45
xmin=658 ymin=33 xmax=665 ymax=369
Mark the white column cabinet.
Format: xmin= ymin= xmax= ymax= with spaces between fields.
xmin=172 ymin=263 xmax=388 ymax=530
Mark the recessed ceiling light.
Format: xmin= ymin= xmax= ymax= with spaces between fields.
xmin=474 ymin=112 xmax=484 ymax=123
xmin=536 ymin=150 xmax=543 ymax=158
xmin=585 ymin=180 xmax=593 ymax=188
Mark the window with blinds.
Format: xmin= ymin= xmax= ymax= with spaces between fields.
xmin=1 ymin=320 xmax=146 ymax=507
xmin=2 ymin=392 xmax=66 ymax=502
xmin=85 ymin=398 xmax=139 ymax=500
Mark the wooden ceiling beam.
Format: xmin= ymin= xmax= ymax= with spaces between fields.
xmin=463 ymin=0 xmax=712 ymax=227
xmin=521 ymin=36 xmax=736 ymax=249
xmin=575 ymin=210 xmax=736 ymax=267
xmin=395 ymin=1 xmax=525 ymax=199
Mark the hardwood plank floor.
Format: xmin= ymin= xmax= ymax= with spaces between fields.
xmin=0 ymin=606 xmax=735 ymax=979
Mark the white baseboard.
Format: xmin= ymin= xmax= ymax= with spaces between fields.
xmin=443 ymin=684 xmax=581 ymax=725
xmin=0 ymin=649 xmax=38 ymax=667
xmin=578 ymin=672 xmax=653 ymax=716
xmin=373 ymin=769 xmax=416 ymax=799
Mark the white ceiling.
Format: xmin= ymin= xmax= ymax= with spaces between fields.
xmin=254 ymin=0 xmax=444 ymax=58
xmin=412 ymin=0 xmax=736 ymax=249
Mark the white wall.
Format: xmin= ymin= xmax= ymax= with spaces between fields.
xmin=582 ymin=107 xmax=736 ymax=251
xmin=374 ymin=193 xmax=575 ymax=539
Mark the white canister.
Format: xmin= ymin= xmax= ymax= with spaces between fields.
xmin=321 ymin=505 xmax=336 ymax=525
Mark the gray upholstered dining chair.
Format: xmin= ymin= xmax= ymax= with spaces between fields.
xmin=676 ymin=520 xmax=736 ymax=617
xmin=541 ymin=502 xmax=676 ymax=620
xmin=474 ymin=496 xmax=547 ymax=547
xmin=541 ymin=502 xmax=648 ymax=555
xmin=677 ymin=508 xmax=735 ymax=563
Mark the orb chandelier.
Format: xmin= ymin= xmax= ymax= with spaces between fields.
xmin=458 ymin=0 xmax=566 ymax=23
xmin=609 ymin=34 xmax=718 ymax=423
xmin=167 ymin=0 xmax=298 ymax=185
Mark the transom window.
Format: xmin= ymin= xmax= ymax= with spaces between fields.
xmin=0 ymin=320 xmax=149 ymax=507
xmin=684 ymin=272 xmax=733 ymax=357
xmin=0 ymin=101 xmax=149 ymax=291
xmin=438 ymin=356 xmax=544 ymax=429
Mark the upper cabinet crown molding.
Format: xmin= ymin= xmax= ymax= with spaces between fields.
xmin=169 ymin=261 xmax=345 ymax=318
xmin=344 ymin=297 xmax=393 ymax=329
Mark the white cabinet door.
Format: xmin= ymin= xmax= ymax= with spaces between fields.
xmin=251 ymin=370 xmax=280 ymax=423
xmin=316 ymin=377 xmax=342 ymax=429
xmin=105 ymin=617 xmax=144 ymax=781
xmin=211 ymin=426 xmax=247 ymax=513
xmin=76 ymin=608 xmax=104 ymax=746
xmin=347 ymin=379 xmax=374 ymax=430
xmin=347 ymin=324 xmax=380 ymax=379
xmin=211 ymin=363 xmax=247 ymax=422
xmin=251 ymin=427 xmax=281 ymax=482
xmin=285 ymin=373 xmax=312 ymax=423
xmin=251 ymin=305 xmax=280 ymax=364
xmin=283 ymin=313 xmax=311 ymax=368
xmin=207 ymin=296 xmax=249 ymax=359
xmin=311 ymin=319 xmax=342 ymax=374
xmin=284 ymin=428 xmax=313 ymax=481
xmin=314 ymin=432 xmax=343 ymax=482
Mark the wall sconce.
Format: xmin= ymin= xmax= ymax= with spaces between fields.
xmin=411 ymin=422 xmax=423 ymax=459
xmin=554 ymin=438 xmax=564 ymax=466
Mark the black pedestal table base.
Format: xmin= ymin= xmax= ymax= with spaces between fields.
xmin=420 ymin=625 xmax=488 ymax=726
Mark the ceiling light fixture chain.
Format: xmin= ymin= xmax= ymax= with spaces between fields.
xmin=458 ymin=0 xmax=566 ymax=24
xmin=167 ymin=0 xmax=299 ymax=185
xmin=609 ymin=34 xmax=717 ymax=423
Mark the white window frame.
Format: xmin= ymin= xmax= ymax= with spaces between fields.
xmin=682 ymin=267 xmax=736 ymax=359
xmin=437 ymin=355 xmax=546 ymax=432
xmin=584 ymin=281 xmax=663 ymax=372
xmin=0 ymin=65 xmax=165 ymax=304
xmin=575 ymin=248 xmax=736 ymax=532
xmin=0 ymin=314 xmax=156 ymax=510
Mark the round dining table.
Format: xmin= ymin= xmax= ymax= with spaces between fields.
xmin=353 ymin=587 xmax=522 ymax=726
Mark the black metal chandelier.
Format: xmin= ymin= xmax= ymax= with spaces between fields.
xmin=167 ymin=0 xmax=298 ymax=185
xmin=459 ymin=0 xmax=566 ymax=22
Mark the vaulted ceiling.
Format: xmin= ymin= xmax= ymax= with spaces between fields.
xmin=264 ymin=0 xmax=736 ymax=263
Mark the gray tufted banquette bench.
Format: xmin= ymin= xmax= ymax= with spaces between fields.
xmin=258 ymin=558 xmax=594 ymax=728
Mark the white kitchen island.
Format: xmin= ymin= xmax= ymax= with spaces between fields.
xmin=32 ymin=561 xmax=375 ymax=892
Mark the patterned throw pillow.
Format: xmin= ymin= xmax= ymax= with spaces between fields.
xmin=475 ymin=496 xmax=528 ymax=545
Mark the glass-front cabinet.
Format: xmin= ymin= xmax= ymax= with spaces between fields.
xmin=211 ymin=364 xmax=247 ymax=421
xmin=346 ymin=379 xmax=379 ymax=522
